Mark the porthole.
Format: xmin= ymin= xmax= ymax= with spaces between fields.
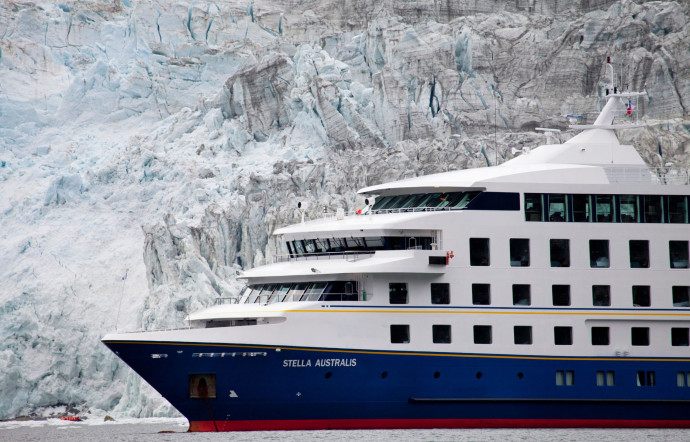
xmin=325 ymin=372 xmax=332 ymax=379
xmin=476 ymin=372 xmax=482 ymax=379
xmin=434 ymin=371 xmax=441 ymax=379
xmin=517 ymin=372 xmax=524 ymax=379
xmin=381 ymin=371 xmax=388 ymax=379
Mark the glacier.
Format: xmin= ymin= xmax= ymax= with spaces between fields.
xmin=0 ymin=0 xmax=689 ymax=419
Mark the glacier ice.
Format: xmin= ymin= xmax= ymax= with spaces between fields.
xmin=0 ymin=0 xmax=689 ymax=419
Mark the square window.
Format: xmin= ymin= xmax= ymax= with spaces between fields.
xmin=514 ymin=326 xmax=532 ymax=345
xmin=631 ymin=327 xmax=650 ymax=346
xmin=470 ymin=238 xmax=490 ymax=266
xmin=432 ymin=325 xmax=451 ymax=344
xmin=431 ymin=283 xmax=450 ymax=304
xmin=592 ymin=285 xmax=611 ymax=306
xmin=554 ymin=326 xmax=573 ymax=345
xmin=512 ymin=284 xmax=531 ymax=306
xmin=550 ymin=239 xmax=570 ymax=267
xmin=390 ymin=324 xmax=410 ymax=343
xmin=389 ymin=283 xmax=408 ymax=304
xmin=632 ymin=286 xmax=651 ymax=307
xmin=552 ymin=285 xmax=571 ymax=306
xmin=591 ymin=327 xmax=609 ymax=345
xmin=590 ymin=240 xmax=610 ymax=268
xmin=670 ymin=241 xmax=690 ymax=268
xmin=472 ymin=284 xmax=491 ymax=305
xmin=510 ymin=238 xmax=530 ymax=267
xmin=474 ymin=325 xmax=492 ymax=344
xmin=672 ymin=328 xmax=689 ymax=346
xmin=673 ymin=286 xmax=690 ymax=307
xmin=629 ymin=240 xmax=650 ymax=268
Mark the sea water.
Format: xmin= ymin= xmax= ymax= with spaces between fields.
xmin=2 ymin=418 xmax=690 ymax=442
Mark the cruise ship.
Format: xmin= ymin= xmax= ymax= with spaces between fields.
xmin=102 ymin=91 xmax=690 ymax=431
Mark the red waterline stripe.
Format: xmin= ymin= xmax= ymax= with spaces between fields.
xmin=188 ymin=418 xmax=690 ymax=432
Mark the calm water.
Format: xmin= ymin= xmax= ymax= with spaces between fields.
xmin=2 ymin=418 xmax=690 ymax=441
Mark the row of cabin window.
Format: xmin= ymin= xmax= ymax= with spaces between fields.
xmin=286 ymin=236 xmax=435 ymax=256
xmin=524 ymin=193 xmax=689 ymax=223
xmin=395 ymin=282 xmax=690 ymax=308
xmin=470 ymin=238 xmax=690 ymax=269
xmin=390 ymin=324 xmax=690 ymax=347
xmin=555 ymin=370 xmax=669 ymax=387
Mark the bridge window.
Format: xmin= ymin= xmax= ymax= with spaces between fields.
xmin=572 ymin=194 xmax=591 ymax=222
xmin=619 ymin=195 xmax=639 ymax=222
xmin=595 ymin=195 xmax=613 ymax=222
xmin=669 ymin=196 xmax=688 ymax=223
xmin=643 ymin=195 xmax=662 ymax=223
xmin=547 ymin=194 xmax=567 ymax=222
xmin=670 ymin=241 xmax=689 ymax=268
xmin=525 ymin=193 xmax=543 ymax=221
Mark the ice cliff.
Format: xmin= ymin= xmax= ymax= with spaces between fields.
xmin=1 ymin=0 xmax=689 ymax=419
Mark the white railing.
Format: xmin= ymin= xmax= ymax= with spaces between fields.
xmin=652 ymin=168 xmax=690 ymax=185
xmin=272 ymin=250 xmax=375 ymax=264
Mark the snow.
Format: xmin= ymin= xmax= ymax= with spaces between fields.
xmin=0 ymin=0 xmax=688 ymax=420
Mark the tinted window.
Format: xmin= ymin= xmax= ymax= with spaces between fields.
xmin=590 ymin=240 xmax=610 ymax=268
xmin=550 ymin=239 xmax=570 ymax=267
xmin=670 ymin=241 xmax=689 ymax=268
xmin=592 ymin=327 xmax=610 ymax=345
xmin=629 ymin=240 xmax=649 ymax=268
xmin=431 ymin=283 xmax=450 ymax=304
xmin=474 ymin=325 xmax=492 ymax=344
xmin=432 ymin=325 xmax=451 ymax=344
xmin=470 ymin=238 xmax=490 ymax=266
xmin=510 ymin=238 xmax=530 ymax=267
xmin=552 ymin=285 xmax=571 ymax=306
xmin=390 ymin=325 xmax=410 ymax=343
xmin=514 ymin=326 xmax=532 ymax=345
xmin=513 ymin=284 xmax=531 ymax=306
xmin=632 ymin=286 xmax=651 ymax=307
xmin=592 ymin=285 xmax=611 ymax=306
xmin=554 ymin=326 xmax=573 ymax=345
xmin=472 ymin=284 xmax=491 ymax=305
xmin=389 ymin=283 xmax=408 ymax=304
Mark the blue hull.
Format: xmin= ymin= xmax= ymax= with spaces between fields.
xmin=103 ymin=340 xmax=690 ymax=430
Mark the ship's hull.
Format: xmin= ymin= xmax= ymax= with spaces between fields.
xmin=103 ymin=339 xmax=690 ymax=431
